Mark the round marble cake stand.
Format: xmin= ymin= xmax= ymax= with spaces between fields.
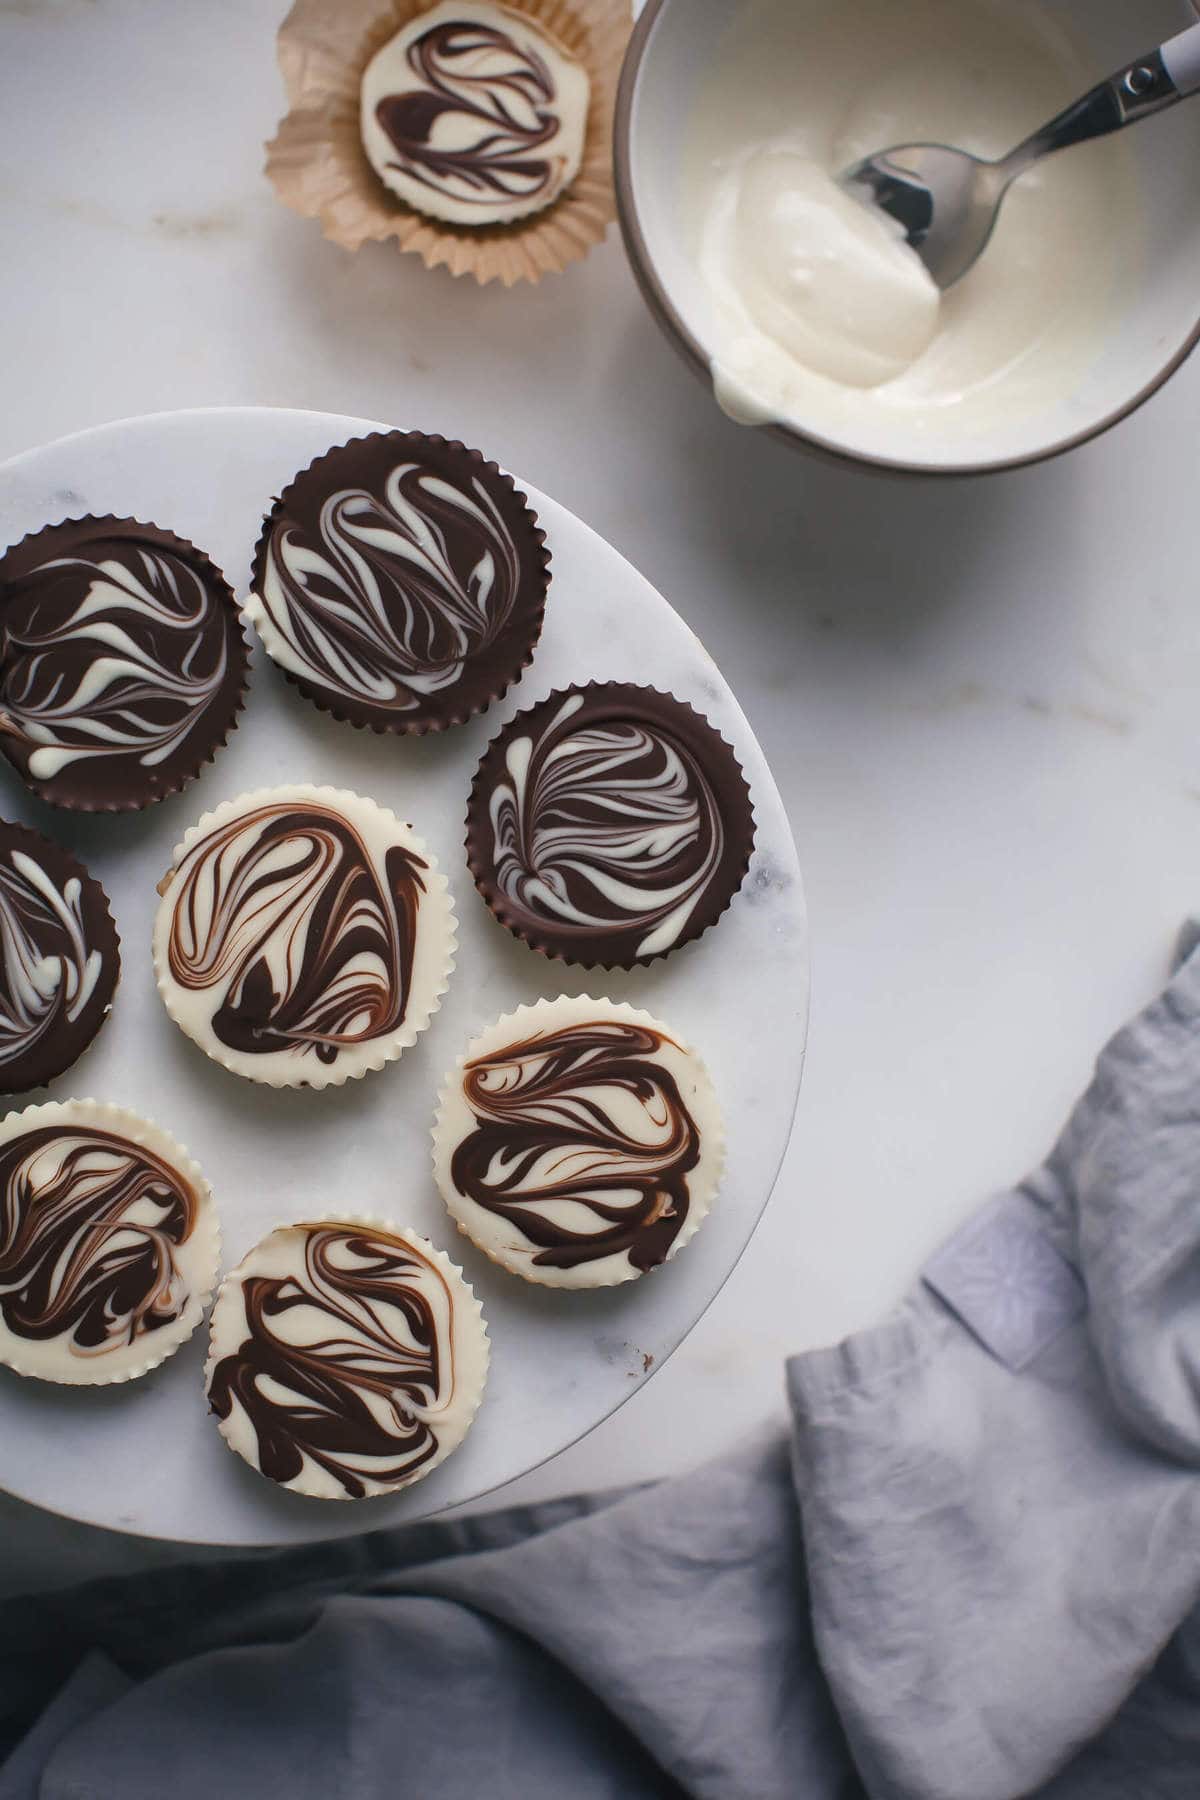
xmin=0 ymin=408 xmax=808 ymax=1547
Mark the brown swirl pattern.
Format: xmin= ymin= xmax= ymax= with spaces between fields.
xmin=375 ymin=15 xmax=566 ymax=212
xmin=450 ymin=1018 xmax=700 ymax=1271
xmin=164 ymin=803 xmax=427 ymax=1067
xmin=0 ymin=824 xmax=118 ymax=1093
xmin=0 ymin=1125 xmax=198 ymax=1359
xmin=208 ymin=1225 xmax=456 ymax=1498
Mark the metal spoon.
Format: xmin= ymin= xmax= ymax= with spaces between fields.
xmin=842 ymin=23 xmax=1200 ymax=290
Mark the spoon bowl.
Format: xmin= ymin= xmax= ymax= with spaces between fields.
xmin=843 ymin=24 xmax=1200 ymax=289
xmin=841 ymin=145 xmax=1006 ymax=290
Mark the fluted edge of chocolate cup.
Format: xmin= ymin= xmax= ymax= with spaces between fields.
xmin=203 ymin=1216 xmax=489 ymax=1499
xmin=0 ymin=513 xmax=251 ymax=815
xmin=0 ymin=1097 xmax=221 ymax=1386
xmin=245 ymin=431 xmax=551 ymax=736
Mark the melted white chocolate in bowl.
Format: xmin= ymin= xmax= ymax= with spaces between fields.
xmin=685 ymin=0 xmax=1140 ymax=451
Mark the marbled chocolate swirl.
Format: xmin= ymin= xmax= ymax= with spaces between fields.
xmin=162 ymin=801 xmax=426 ymax=1068
xmin=468 ymin=684 xmax=755 ymax=967
xmin=0 ymin=518 xmax=247 ymax=810
xmin=0 ymin=823 xmax=119 ymax=1093
xmin=452 ymin=1018 xmax=699 ymax=1272
xmin=361 ymin=3 xmax=590 ymax=224
xmin=247 ymin=434 xmax=548 ymax=732
xmin=0 ymin=1126 xmax=199 ymax=1363
xmin=207 ymin=1223 xmax=486 ymax=1500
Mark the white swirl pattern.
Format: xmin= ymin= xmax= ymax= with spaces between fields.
xmin=0 ymin=549 xmax=229 ymax=778
xmin=250 ymin=463 xmax=521 ymax=711
xmin=0 ymin=851 xmax=102 ymax=1069
xmin=489 ymin=693 xmax=725 ymax=958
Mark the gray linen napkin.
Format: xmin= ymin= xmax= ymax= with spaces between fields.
xmin=788 ymin=919 xmax=1200 ymax=1798
xmin=3 ymin=928 xmax=1200 ymax=1800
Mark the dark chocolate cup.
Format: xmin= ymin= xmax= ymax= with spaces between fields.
xmin=246 ymin=431 xmax=551 ymax=736
xmin=465 ymin=680 xmax=756 ymax=970
xmin=0 ymin=515 xmax=250 ymax=814
xmin=0 ymin=819 xmax=120 ymax=1094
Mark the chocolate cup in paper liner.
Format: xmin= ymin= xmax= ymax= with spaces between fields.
xmin=0 ymin=1099 xmax=220 ymax=1386
xmin=266 ymin=0 xmax=632 ymax=285
xmin=0 ymin=821 xmax=121 ymax=1096
xmin=204 ymin=1217 xmax=490 ymax=1500
xmin=465 ymin=682 xmax=757 ymax=970
xmin=245 ymin=432 xmax=551 ymax=735
xmin=432 ymin=994 xmax=726 ymax=1289
xmin=152 ymin=784 xmax=457 ymax=1090
xmin=0 ymin=515 xmax=250 ymax=814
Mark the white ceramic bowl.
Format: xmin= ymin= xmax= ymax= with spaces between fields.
xmin=615 ymin=0 xmax=1200 ymax=476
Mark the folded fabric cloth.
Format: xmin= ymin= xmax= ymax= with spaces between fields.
xmin=3 ymin=928 xmax=1200 ymax=1800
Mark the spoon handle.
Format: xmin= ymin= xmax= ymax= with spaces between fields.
xmin=1162 ymin=24 xmax=1200 ymax=97
xmin=999 ymin=23 xmax=1200 ymax=182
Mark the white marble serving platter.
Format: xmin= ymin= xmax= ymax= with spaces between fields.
xmin=0 ymin=407 xmax=808 ymax=1546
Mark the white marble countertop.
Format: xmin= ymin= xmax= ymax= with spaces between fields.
xmin=2 ymin=0 xmax=1199 ymax=1590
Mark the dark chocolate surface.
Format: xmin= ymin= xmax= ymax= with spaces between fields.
xmin=466 ymin=683 xmax=755 ymax=967
xmin=0 ymin=821 xmax=119 ymax=1094
xmin=249 ymin=433 xmax=549 ymax=733
xmin=208 ymin=1224 xmax=455 ymax=1499
xmin=0 ymin=516 xmax=249 ymax=812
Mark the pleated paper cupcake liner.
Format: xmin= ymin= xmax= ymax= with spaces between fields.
xmin=266 ymin=0 xmax=632 ymax=285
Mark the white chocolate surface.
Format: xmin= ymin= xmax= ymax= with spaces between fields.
xmin=0 ymin=1100 xmax=219 ymax=1386
xmin=433 ymin=995 xmax=724 ymax=1288
xmin=152 ymin=784 xmax=457 ymax=1089
xmin=206 ymin=1219 xmax=488 ymax=1500
xmin=360 ymin=2 xmax=590 ymax=226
